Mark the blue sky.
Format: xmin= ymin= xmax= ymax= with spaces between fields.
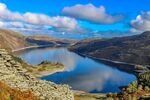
xmin=2 ymin=0 xmax=150 ymax=15
xmin=0 ymin=0 xmax=150 ymax=39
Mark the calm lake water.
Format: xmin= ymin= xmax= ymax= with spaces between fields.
xmin=15 ymin=47 xmax=136 ymax=93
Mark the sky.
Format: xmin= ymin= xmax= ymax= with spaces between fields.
xmin=0 ymin=0 xmax=150 ymax=39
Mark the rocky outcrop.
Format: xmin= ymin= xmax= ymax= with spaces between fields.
xmin=138 ymin=72 xmax=150 ymax=87
xmin=0 ymin=49 xmax=74 ymax=100
xmin=106 ymin=72 xmax=150 ymax=99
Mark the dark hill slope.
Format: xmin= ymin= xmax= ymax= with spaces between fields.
xmin=26 ymin=36 xmax=75 ymax=46
xmin=69 ymin=31 xmax=150 ymax=66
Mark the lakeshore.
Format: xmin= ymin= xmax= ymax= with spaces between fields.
xmin=12 ymin=45 xmax=53 ymax=52
xmin=14 ymin=47 xmax=136 ymax=91
xmin=75 ymin=52 xmax=149 ymax=75
xmin=1 ymin=47 xmax=150 ymax=99
xmin=0 ymin=49 xmax=74 ymax=100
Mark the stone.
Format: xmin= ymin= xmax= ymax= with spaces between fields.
xmin=138 ymin=85 xmax=143 ymax=90
xmin=0 ymin=49 xmax=74 ymax=100
xmin=144 ymin=86 xmax=150 ymax=92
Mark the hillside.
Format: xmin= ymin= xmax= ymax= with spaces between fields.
xmin=26 ymin=36 xmax=76 ymax=47
xmin=69 ymin=31 xmax=150 ymax=66
xmin=0 ymin=29 xmax=76 ymax=51
xmin=0 ymin=49 xmax=74 ymax=100
xmin=0 ymin=29 xmax=29 ymax=51
xmin=0 ymin=49 xmax=149 ymax=99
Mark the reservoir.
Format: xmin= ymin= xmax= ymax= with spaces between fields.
xmin=15 ymin=47 xmax=136 ymax=93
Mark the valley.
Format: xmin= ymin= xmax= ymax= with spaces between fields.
xmin=0 ymin=29 xmax=150 ymax=99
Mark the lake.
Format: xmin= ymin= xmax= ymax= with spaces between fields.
xmin=14 ymin=47 xmax=137 ymax=93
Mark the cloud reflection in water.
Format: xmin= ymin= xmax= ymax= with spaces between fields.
xmin=60 ymin=67 xmax=128 ymax=92
xmin=50 ymin=48 xmax=81 ymax=71
xmin=15 ymin=47 xmax=137 ymax=93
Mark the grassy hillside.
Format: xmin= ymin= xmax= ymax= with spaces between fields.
xmin=12 ymin=55 xmax=65 ymax=77
xmin=69 ymin=31 xmax=150 ymax=66
xmin=0 ymin=29 xmax=29 ymax=51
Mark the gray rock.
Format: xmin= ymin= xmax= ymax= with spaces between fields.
xmin=0 ymin=49 xmax=74 ymax=100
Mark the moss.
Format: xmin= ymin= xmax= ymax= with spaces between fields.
xmin=138 ymin=72 xmax=150 ymax=87
xmin=11 ymin=55 xmax=64 ymax=77
xmin=37 ymin=61 xmax=64 ymax=72
xmin=135 ymin=65 xmax=147 ymax=70
xmin=109 ymin=72 xmax=150 ymax=99
xmin=0 ymin=81 xmax=39 ymax=100
xmin=127 ymin=81 xmax=138 ymax=93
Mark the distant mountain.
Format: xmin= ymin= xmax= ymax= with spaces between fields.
xmin=69 ymin=31 xmax=150 ymax=66
xmin=0 ymin=29 xmax=29 ymax=50
xmin=26 ymin=36 xmax=75 ymax=47
xmin=0 ymin=29 xmax=75 ymax=51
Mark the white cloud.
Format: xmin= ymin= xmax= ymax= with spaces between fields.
xmin=0 ymin=2 xmax=81 ymax=32
xmin=0 ymin=21 xmax=4 ymax=27
xmin=0 ymin=21 xmax=38 ymax=29
xmin=131 ymin=11 xmax=150 ymax=32
xmin=23 ymin=13 xmax=78 ymax=30
xmin=0 ymin=3 xmax=22 ymax=20
xmin=62 ymin=4 xmax=124 ymax=24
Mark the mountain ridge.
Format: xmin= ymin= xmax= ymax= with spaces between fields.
xmin=0 ymin=29 xmax=29 ymax=50
xmin=69 ymin=31 xmax=150 ymax=66
xmin=0 ymin=29 xmax=75 ymax=51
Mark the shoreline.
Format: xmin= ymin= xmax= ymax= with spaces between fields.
xmin=36 ymin=67 xmax=65 ymax=78
xmin=13 ymin=47 xmax=146 ymax=98
xmin=0 ymin=49 xmax=74 ymax=99
xmin=73 ymin=90 xmax=107 ymax=100
xmin=14 ymin=45 xmax=141 ymax=75
xmin=12 ymin=47 xmax=110 ymax=99
xmin=73 ymin=51 xmax=148 ymax=74
xmin=12 ymin=45 xmax=53 ymax=52
xmin=11 ymin=46 xmax=150 ymax=100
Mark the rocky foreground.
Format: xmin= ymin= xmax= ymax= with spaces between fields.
xmin=0 ymin=49 xmax=74 ymax=100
